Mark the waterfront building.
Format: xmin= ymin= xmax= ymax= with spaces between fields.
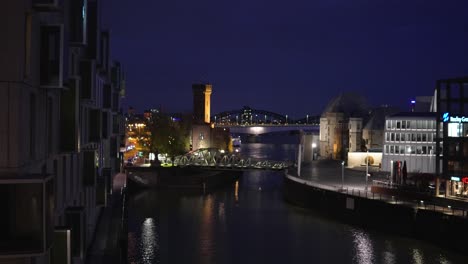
xmin=381 ymin=112 xmax=438 ymax=177
xmin=362 ymin=106 xmax=399 ymax=152
xmin=319 ymin=92 xmax=368 ymax=160
xmin=435 ymin=77 xmax=468 ymax=197
xmin=192 ymin=83 xmax=212 ymax=124
xmin=191 ymin=84 xmax=231 ymax=151
xmin=0 ymin=1 xmax=125 ymax=263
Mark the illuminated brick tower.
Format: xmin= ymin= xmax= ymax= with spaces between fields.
xmin=192 ymin=83 xmax=212 ymax=124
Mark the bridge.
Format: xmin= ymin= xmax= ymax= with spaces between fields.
xmin=215 ymin=124 xmax=319 ymax=135
xmin=173 ymin=148 xmax=293 ymax=170
xmin=212 ymin=106 xmax=320 ymax=126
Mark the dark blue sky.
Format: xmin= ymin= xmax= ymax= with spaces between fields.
xmin=102 ymin=0 xmax=468 ymax=118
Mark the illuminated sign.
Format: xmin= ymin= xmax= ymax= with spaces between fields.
xmin=442 ymin=112 xmax=468 ymax=123
xmin=451 ymin=176 xmax=460 ymax=182
xmin=462 ymin=177 xmax=468 ymax=184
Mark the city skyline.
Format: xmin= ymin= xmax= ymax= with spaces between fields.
xmin=102 ymin=0 xmax=468 ymax=117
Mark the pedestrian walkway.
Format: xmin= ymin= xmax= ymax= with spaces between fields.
xmin=86 ymin=172 xmax=127 ymax=264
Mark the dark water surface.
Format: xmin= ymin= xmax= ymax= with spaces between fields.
xmin=128 ymin=143 xmax=466 ymax=264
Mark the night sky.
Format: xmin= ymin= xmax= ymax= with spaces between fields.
xmin=102 ymin=0 xmax=468 ymax=118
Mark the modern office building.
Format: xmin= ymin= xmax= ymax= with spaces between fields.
xmin=381 ymin=112 xmax=438 ymax=176
xmin=0 ymin=1 xmax=125 ymax=263
xmin=435 ymin=77 xmax=468 ymax=197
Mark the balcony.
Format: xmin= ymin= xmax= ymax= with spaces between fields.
xmin=0 ymin=173 xmax=54 ymax=256
xmin=33 ymin=0 xmax=60 ymax=11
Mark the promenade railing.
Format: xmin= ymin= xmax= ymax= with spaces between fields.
xmin=285 ymin=173 xmax=468 ymax=218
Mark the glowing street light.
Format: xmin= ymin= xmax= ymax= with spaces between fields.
xmin=390 ymin=160 xmax=393 ymax=186
xmin=341 ymin=160 xmax=345 ymax=191
xmin=312 ymin=143 xmax=317 ymax=160
xmin=365 ymin=150 xmax=369 ymax=192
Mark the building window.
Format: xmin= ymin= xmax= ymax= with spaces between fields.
xmin=395 ymin=133 xmax=400 ymax=141
xmin=396 ymin=121 xmax=401 ymax=129
xmin=30 ymin=93 xmax=36 ymax=158
xmin=401 ymin=133 xmax=406 ymax=141
xmin=390 ymin=145 xmax=394 ymax=154
xmin=47 ymin=97 xmax=53 ymax=154
xmin=199 ymin=133 xmax=204 ymax=140
xmin=422 ymin=146 xmax=427 ymax=154
xmin=40 ymin=25 xmax=63 ymax=87
xmin=390 ymin=133 xmax=395 ymax=141
xmin=448 ymin=123 xmax=462 ymax=137
xmin=395 ymin=145 xmax=400 ymax=154
xmin=407 ymin=121 xmax=411 ymax=129
xmin=24 ymin=13 xmax=32 ymax=78
xmin=386 ymin=120 xmax=391 ymax=129
xmin=385 ymin=145 xmax=388 ymax=154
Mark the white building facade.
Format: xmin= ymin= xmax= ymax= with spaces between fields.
xmin=381 ymin=113 xmax=438 ymax=174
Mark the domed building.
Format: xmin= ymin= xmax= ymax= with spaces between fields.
xmin=319 ymin=92 xmax=369 ymax=160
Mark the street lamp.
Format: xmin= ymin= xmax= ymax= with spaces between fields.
xmin=312 ymin=143 xmax=317 ymax=160
xmin=390 ymin=160 xmax=393 ymax=186
xmin=306 ymin=114 xmax=309 ymax=124
xmin=365 ymin=150 xmax=369 ymax=192
xmin=341 ymin=160 xmax=345 ymax=191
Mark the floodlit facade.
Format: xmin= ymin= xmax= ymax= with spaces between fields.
xmin=381 ymin=113 xmax=438 ymax=175
xmin=0 ymin=1 xmax=125 ymax=263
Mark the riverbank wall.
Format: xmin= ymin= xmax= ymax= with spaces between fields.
xmin=126 ymin=166 xmax=241 ymax=192
xmin=283 ymin=173 xmax=468 ymax=254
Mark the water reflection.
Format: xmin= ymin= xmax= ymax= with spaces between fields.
xmin=140 ymin=218 xmax=158 ymax=263
xmin=412 ymin=248 xmax=424 ymax=264
xmin=382 ymin=241 xmax=396 ymax=264
xmin=200 ymin=195 xmax=214 ymax=264
xmin=351 ymin=228 xmax=374 ymax=264
xmin=128 ymin=141 xmax=467 ymax=264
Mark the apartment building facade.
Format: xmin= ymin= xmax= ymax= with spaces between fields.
xmin=0 ymin=1 xmax=125 ymax=263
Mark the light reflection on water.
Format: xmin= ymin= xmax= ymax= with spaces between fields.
xmin=140 ymin=218 xmax=159 ymax=264
xmin=351 ymin=228 xmax=374 ymax=264
xmin=128 ymin=141 xmax=466 ymax=264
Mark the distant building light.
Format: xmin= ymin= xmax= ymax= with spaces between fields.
xmin=451 ymin=176 xmax=461 ymax=182
xmin=411 ymin=100 xmax=416 ymax=104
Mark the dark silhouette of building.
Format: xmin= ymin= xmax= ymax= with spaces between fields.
xmin=0 ymin=1 xmax=125 ymax=263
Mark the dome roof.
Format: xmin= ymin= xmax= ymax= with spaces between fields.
xmin=322 ymin=92 xmax=368 ymax=118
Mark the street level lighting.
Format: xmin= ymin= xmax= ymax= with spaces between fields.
xmin=312 ymin=143 xmax=317 ymax=160
xmin=341 ymin=160 xmax=345 ymax=191
xmin=306 ymin=114 xmax=309 ymax=124
xmin=390 ymin=160 xmax=393 ymax=186
xmin=365 ymin=150 xmax=369 ymax=192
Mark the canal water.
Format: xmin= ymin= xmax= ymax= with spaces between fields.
xmin=127 ymin=141 xmax=466 ymax=264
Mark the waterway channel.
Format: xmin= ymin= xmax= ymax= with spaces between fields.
xmin=127 ymin=139 xmax=466 ymax=264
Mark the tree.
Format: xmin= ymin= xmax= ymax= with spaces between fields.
xmin=148 ymin=112 xmax=191 ymax=161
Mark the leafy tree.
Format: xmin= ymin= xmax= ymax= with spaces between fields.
xmin=148 ymin=112 xmax=191 ymax=161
